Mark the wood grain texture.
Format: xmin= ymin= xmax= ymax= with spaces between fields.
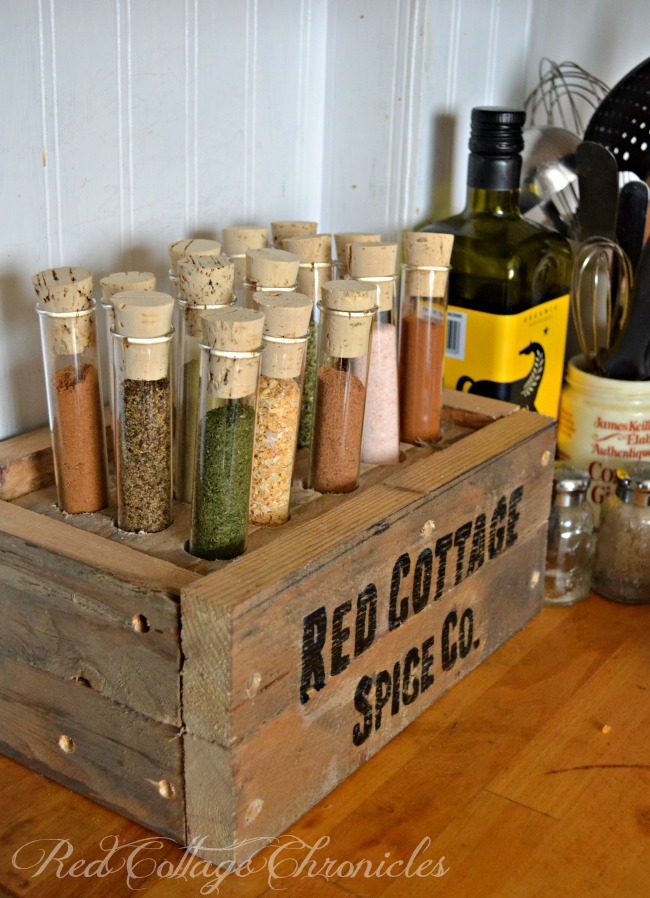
xmin=0 ymin=655 xmax=184 ymax=844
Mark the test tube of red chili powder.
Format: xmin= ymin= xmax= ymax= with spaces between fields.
xmin=34 ymin=266 xmax=109 ymax=514
xmin=399 ymin=232 xmax=454 ymax=444
xmin=309 ymin=280 xmax=377 ymax=494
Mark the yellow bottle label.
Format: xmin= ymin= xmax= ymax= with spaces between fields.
xmin=443 ymin=293 xmax=570 ymax=417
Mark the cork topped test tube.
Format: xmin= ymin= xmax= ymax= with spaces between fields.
xmin=309 ymin=280 xmax=377 ymax=494
xmin=221 ymin=226 xmax=269 ymax=305
xmin=270 ymin=220 xmax=318 ymax=248
xmin=111 ymin=291 xmax=175 ymax=533
xmin=33 ymin=266 xmax=109 ymax=514
xmin=167 ymin=238 xmax=222 ymax=297
xmin=242 ymin=248 xmax=300 ymax=309
xmin=190 ymin=307 xmax=265 ymax=561
xmin=250 ymin=292 xmax=313 ymax=526
xmin=174 ymin=253 xmax=236 ymax=503
xmin=333 ymin=231 xmax=382 ymax=277
xmin=399 ymin=231 xmax=454 ymax=444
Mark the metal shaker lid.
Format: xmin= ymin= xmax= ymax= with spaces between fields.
xmin=616 ymin=463 xmax=650 ymax=506
xmin=553 ymin=461 xmax=590 ymax=507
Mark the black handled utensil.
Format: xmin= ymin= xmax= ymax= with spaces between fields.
xmin=600 ymin=236 xmax=650 ymax=379
xmin=616 ymin=179 xmax=649 ymax=273
xmin=574 ymin=141 xmax=620 ymax=241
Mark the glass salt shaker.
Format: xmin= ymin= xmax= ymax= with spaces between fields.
xmin=399 ymin=232 xmax=453 ymax=444
xmin=282 ymin=234 xmax=333 ymax=450
xmin=111 ymin=291 xmax=175 ymax=533
xmin=175 ymin=253 xmax=235 ymax=503
xmin=544 ymin=462 xmax=594 ymax=606
xmin=242 ymin=248 xmax=299 ymax=310
xmin=249 ymin=292 xmax=312 ymax=525
xmin=309 ymin=280 xmax=377 ymax=494
xmin=33 ymin=266 xmax=109 ymax=515
xmin=189 ymin=307 xmax=264 ymax=560
xmin=592 ymin=464 xmax=650 ymax=604
xmin=347 ymin=242 xmax=400 ymax=465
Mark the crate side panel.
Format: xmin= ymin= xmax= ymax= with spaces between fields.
xmin=185 ymin=524 xmax=547 ymax=865
xmin=0 ymin=654 xmax=185 ymax=842
xmin=183 ymin=419 xmax=555 ymax=744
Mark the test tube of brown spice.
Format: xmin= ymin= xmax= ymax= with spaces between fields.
xmin=399 ymin=232 xmax=454 ymax=444
xmin=309 ymin=280 xmax=377 ymax=494
xmin=34 ymin=266 xmax=110 ymax=514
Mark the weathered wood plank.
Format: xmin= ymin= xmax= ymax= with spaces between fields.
xmin=0 ymin=655 xmax=185 ymax=843
xmin=0 ymin=424 xmax=54 ymax=502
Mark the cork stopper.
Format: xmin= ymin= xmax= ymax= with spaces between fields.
xmin=221 ymin=226 xmax=269 ymax=255
xmin=347 ymin=242 xmax=397 ymax=312
xmin=271 ymin=220 xmax=318 ymax=247
xmin=33 ymin=266 xmax=95 ymax=355
xmin=245 ymin=248 xmax=300 ymax=288
xmin=111 ymin=290 xmax=174 ymax=381
xmin=320 ymin=280 xmax=377 ymax=358
xmin=202 ymin=307 xmax=264 ymax=399
xmin=334 ymin=232 xmax=381 ymax=264
xmin=177 ymin=254 xmax=235 ymax=305
xmin=403 ymin=231 xmax=454 ymax=297
xmin=168 ymin=238 xmax=222 ymax=277
xmin=255 ymin=292 xmax=312 ymax=379
xmin=100 ymin=271 xmax=156 ymax=302
xmin=282 ymin=234 xmax=332 ymax=264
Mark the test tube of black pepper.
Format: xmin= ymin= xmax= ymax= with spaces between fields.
xmin=309 ymin=280 xmax=377 ymax=494
xmin=221 ymin=226 xmax=269 ymax=306
xmin=250 ymin=291 xmax=312 ymax=525
xmin=242 ymin=248 xmax=300 ymax=310
xmin=270 ymin=220 xmax=318 ymax=248
xmin=175 ymin=253 xmax=236 ymax=503
xmin=111 ymin=291 xmax=175 ymax=533
xmin=282 ymin=234 xmax=333 ymax=450
xmin=189 ymin=306 xmax=265 ymax=560
xmin=34 ymin=266 xmax=109 ymax=514
xmin=99 ymin=271 xmax=157 ymax=426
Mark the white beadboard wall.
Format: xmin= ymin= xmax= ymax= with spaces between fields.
xmin=1 ymin=0 xmax=648 ymax=439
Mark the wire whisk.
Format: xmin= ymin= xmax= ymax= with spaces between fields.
xmin=525 ymin=59 xmax=610 ymax=137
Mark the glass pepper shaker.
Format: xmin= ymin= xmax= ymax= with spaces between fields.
xmin=33 ymin=266 xmax=109 ymax=514
xmin=347 ymin=242 xmax=400 ymax=465
xmin=99 ymin=271 xmax=156 ymax=426
xmin=399 ymin=232 xmax=453 ymax=444
xmin=221 ymin=226 xmax=269 ymax=306
xmin=592 ymin=464 xmax=650 ymax=604
xmin=175 ymin=253 xmax=235 ymax=503
xmin=282 ymin=234 xmax=333 ymax=450
xmin=189 ymin=307 xmax=264 ymax=560
xmin=309 ymin=280 xmax=377 ymax=494
xmin=544 ymin=462 xmax=595 ymax=606
xmin=270 ymin=220 xmax=318 ymax=249
xmin=250 ymin=292 xmax=312 ymax=525
xmin=242 ymin=248 xmax=300 ymax=310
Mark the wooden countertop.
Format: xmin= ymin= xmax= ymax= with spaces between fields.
xmin=1 ymin=592 xmax=648 ymax=898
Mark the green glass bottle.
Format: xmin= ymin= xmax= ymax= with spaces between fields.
xmin=421 ymin=107 xmax=573 ymax=417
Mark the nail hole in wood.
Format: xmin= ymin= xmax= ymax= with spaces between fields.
xmin=158 ymin=779 xmax=174 ymax=800
xmin=245 ymin=798 xmax=263 ymax=825
xmin=530 ymin=570 xmax=540 ymax=587
xmin=421 ymin=520 xmax=436 ymax=538
xmin=132 ymin=614 xmax=150 ymax=634
xmin=246 ymin=672 xmax=262 ymax=699
xmin=58 ymin=735 xmax=75 ymax=754
xmin=541 ymin=450 xmax=551 ymax=467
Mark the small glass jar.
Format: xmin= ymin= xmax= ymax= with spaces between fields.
xmin=242 ymin=248 xmax=300 ymax=310
xmin=309 ymin=280 xmax=377 ymax=493
xmin=33 ymin=267 xmax=109 ymax=515
xmin=592 ymin=464 xmax=650 ymax=604
xmin=544 ymin=462 xmax=595 ymax=606
xmin=190 ymin=307 xmax=264 ymax=560
xmin=399 ymin=264 xmax=451 ymax=444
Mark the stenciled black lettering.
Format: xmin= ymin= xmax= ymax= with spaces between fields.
xmin=421 ymin=636 xmax=435 ymax=691
xmin=391 ymin=661 xmax=401 ymax=716
xmin=331 ymin=600 xmax=352 ymax=676
xmin=412 ymin=548 xmax=433 ymax=613
xmin=374 ymin=670 xmax=392 ymax=730
xmin=459 ymin=608 xmax=474 ymax=658
xmin=453 ymin=521 xmax=473 ymax=585
xmin=388 ymin=552 xmax=411 ymax=630
xmin=352 ymin=676 xmax=373 ymax=746
xmin=403 ymin=647 xmax=420 ymax=705
xmin=300 ymin=606 xmax=327 ymax=705
xmin=434 ymin=534 xmax=454 ymax=600
xmin=441 ymin=610 xmax=458 ymax=672
xmin=488 ymin=496 xmax=508 ymax=559
xmin=467 ymin=513 xmax=486 ymax=575
xmin=506 ymin=485 xmax=524 ymax=547
xmin=355 ymin=584 xmax=377 ymax=657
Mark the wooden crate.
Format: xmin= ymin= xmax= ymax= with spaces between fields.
xmin=0 ymin=391 xmax=555 ymax=865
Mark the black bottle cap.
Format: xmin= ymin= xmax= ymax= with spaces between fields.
xmin=469 ymin=107 xmax=526 ymax=156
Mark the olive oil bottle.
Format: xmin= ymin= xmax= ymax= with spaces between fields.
xmin=422 ymin=107 xmax=573 ymax=416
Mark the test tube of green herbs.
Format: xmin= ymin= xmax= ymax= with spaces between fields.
xmin=175 ymin=253 xmax=235 ymax=503
xmin=111 ymin=291 xmax=175 ymax=534
xmin=189 ymin=306 xmax=265 ymax=561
